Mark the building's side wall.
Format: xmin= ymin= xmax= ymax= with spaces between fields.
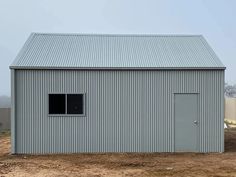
xmin=14 ymin=70 xmax=224 ymax=153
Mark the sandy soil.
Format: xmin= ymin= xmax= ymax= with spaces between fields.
xmin=1 ymin=129 xmax=236 ymax=177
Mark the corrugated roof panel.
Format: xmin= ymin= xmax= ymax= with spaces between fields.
xmin=10 ymin=33 xmax=225 ymax=69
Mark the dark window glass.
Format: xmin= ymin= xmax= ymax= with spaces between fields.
xmin=67 ymin=94 xmax=84 ymax=114
xmin=49 ymin=94 xmax=66 ymax=114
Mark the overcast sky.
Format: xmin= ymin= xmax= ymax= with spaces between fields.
xmin=0 ymin=0 xmax=236 ymax=96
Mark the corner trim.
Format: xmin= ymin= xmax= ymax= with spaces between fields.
xmin=10 ymin=69 xmax=16 ymax=154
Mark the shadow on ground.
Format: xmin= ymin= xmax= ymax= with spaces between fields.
xmin=225 ymin=128 xmax=236 ymax=152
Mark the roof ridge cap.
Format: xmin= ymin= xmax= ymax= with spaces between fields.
xmin=31 ymin=32 xmax=203 ymax=37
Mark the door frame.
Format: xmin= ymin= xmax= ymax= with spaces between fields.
xmin=173 ymin=93 xmax=200 ymax=152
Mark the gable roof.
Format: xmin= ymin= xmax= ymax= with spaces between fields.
xmin=10 ymin=33 xmax=225 ymax=70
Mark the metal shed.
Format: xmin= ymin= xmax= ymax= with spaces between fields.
xmin=10 ymin=33 xmax=225 ymax=153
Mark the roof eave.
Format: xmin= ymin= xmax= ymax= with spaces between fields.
xmin=9 ymin=66 xmax=226 ymax=70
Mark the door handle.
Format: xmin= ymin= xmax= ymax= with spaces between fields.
xmin=194 ymin=120 xmax=198 ymax=125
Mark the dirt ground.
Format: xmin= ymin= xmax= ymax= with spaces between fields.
xmin=1 ymin=130 xmax=236 ymax=177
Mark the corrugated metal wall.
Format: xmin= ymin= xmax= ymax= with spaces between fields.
xmin=13 ymin=70 xmax=224 ymax=153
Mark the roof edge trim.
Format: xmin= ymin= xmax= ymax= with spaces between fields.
xmin=9 ymin=66 xmax=226 ymax=70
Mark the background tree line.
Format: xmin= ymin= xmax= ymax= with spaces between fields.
xmin=225 ymin=83 xmax=236 ymax=97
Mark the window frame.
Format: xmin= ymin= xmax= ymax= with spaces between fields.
xmin=48 ymin=93 xmax=86 ymax=117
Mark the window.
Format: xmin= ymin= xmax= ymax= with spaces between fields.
xmin=67 ymin=94 xmax=84 ymax=114
xmin=49 ymin=94 xmax=66 ymax=114
xmin=49 ymin=94 xmax=85 ymax=115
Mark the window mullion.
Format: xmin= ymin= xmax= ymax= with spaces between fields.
xmin=65 ymin=94 xmax=67 ymax=114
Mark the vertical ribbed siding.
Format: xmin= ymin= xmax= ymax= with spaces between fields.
xmin=14 ymin=70 xmax=224 ymax=153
